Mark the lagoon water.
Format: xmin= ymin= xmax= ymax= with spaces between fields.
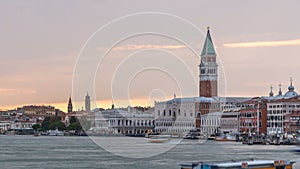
xmin=0 ymin=135 xmax=300 ymax=169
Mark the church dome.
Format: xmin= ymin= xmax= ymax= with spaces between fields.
xmin=288 ymin=84 xmax=295 ymax=91
xmin=284 ymin=91 xmax=298 ymax=98
xmin=284 ymin=79 xmax=298 ymax=98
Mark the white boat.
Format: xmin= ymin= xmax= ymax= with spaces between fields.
xmin=49 ymin=129 xmax=64 ymax=136
xmin=148 ymin=135 xmax=171 ymax=143
xmin=215 ymin=133 xmax=236 ymax=141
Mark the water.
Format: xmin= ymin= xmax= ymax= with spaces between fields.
xmin=0 ymin=135 xmax=299 ymax=169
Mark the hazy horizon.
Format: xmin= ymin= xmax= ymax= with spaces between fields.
xmin=1 ymin=1 xmax=300 ymax=112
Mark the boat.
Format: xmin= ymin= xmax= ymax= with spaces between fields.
xmin=148 ymin=135 xmax=171 ymax=143
xmin=49 ymin=129 xmax=64 ymax=136
xmin=207 ymin=134 xmax=216 ymax=140
xmin=215 ymin=133 xmax=236 ymax=141
xmin=179 ymin=159 xmax=295 ymax=169
xmin=33 ymin=131 xmax=40 ymax=137
xmin=184 ymin=129 xmax=201 ymax=140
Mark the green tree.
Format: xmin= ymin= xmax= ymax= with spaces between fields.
xmin=49 ymin=116 xmax=61 ymax=123
xmin=49 ymin=121 xmax=66 ymax=130
xmin=32 ymin=124 xmax=42 ymax=131
xmin=70 ymin=116 xmax=78 ymax=124
xmin=67 ymin=122 xmax=82 ymax=131
xmin=42 ymin=117 xmax=51 ymax=131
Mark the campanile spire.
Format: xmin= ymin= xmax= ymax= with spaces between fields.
xmin=199 ymin=27 xmax=218 ymax=97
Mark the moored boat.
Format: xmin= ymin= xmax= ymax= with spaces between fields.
xmin=215 ymin=134 xmax=236 ymax=141
xmin=179 ymin=159 xmax=295 ymax=169
xmin=33 ymin=132 xmax=40 ymax=137
xmin=148 ymin=135 xmax=171 ymax=143
xmin=49 ymin=129 xmax=64 ymax=136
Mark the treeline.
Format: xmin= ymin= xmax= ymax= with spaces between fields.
xmin=32 ymin=116 xmax=85 ymax=131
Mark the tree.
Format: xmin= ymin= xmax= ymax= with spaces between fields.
xmin=66 ymin=122 xmax=82 ymax=131
xmin=70 ymin=116 xmax=78 ymax=124
xmin=42 ymin=116 xmax=51 ymax=131
xmin=42 ymin=116 xmax=64 ymax=131
xmin=32 ymin=124 xmax=42 ymax=131
xmin=49 ymin=116 xmax=61 ymax=123
xmin=49 ymin=121 xmax=66 ymax=130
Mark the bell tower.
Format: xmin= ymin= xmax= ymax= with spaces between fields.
xmin=199 ymin=27 xmax=218 ymax=97
xmin=67 ymin=96 xmax=73 ymax=113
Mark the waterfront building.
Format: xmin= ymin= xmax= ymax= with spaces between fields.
xmin=219 ymin=111 xmax=239 ymax=133
xmin=267 ymin=97 xmax=300 ymax=134
xmin=10 ymin=120 xmax=35 ymax=130
xmin=239 ymin=108 xmax=260 ymax=133
xmin=155 ymin=97 xmax=196 ymax=135
xmin=92 ymin=106 xmax=154 ymax=135
xmin=265 ymin=80 xmax=300 ymax=134
xmin=218 ymin=97 xmax=251 ymax=112
xmin=200 ymin=111 xmax=222 ymax=135
xmin=0 ymin=121 xmax=11 ymax=132
xmin=284 ymin=110 xmax=300 ymax=133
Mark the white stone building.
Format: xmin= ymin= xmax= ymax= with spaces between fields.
xmin=92 ymin=106 xmax=154 ymax=135
xmin=154 ymin=97 xmax=197 ymax=135
xmin=200 ymin=112 xmax=222 ymax=135
xmin=266 ymin=81 xmax=300 ymax=134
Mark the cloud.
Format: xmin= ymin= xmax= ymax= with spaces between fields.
xmin=0 ymin=88 xmax=36 ymax=95
xmin=223 ymin=38 xmax=300 ymax=48
xmin=97 ymin=44 xmax=186 ymax=51
xmin=0 ymin=88 xmax=16 ymax=94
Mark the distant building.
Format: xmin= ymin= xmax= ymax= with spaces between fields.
xmin=284 ymin=110 xmax=300 ymax=133
xmin=200 ymin=111 xmax=222 ymax=135
xmin=22 ymin=105 xmax=56 ymax=116
xmin=239 ymin=108 xmax=260 ymax=133
xmin=92 ymin=106 xmax=154 ymax=135
xmin=67 ymin=97 xmax=73 ymax=113
xmin=220 ymin=111 xmax=239 ymax=133
xmin=85 ymin=92 xmax=91 ymax=112
xmin=267 ymin=97 xmax=300 ymax=134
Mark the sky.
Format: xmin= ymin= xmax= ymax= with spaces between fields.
xmin=1 ymin=1 xmax=300 ymax=112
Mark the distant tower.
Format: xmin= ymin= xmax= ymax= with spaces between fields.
xmin=199 ymin=27 xmax=218 ymax=97
xmin=67 ymin=96 xmax=73 ymax=113
xmin=278 ymin=83 xmax=282 ymax=96
xmin=111 ymin=101 xmax=115 ymax=110
xmin=269 ymin=85 xmax=274 ymax=97
xmin=85 ymin=92 xmax=91 ymax=112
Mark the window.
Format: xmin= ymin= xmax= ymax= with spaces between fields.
xmin=201 ymin=69 xmax=205 ymax=74
xmin=158 ymin=110 xmax=160 ymax=116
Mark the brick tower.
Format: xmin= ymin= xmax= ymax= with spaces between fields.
xmin=199 ymin=27 xmax=218 ymax=97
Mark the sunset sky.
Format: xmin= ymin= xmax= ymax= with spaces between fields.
xmin=1 ymin=1 xmax=300 ymax=112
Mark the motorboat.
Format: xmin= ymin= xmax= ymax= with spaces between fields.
xmin=215 ymin=133 xmax=236 ymax=141
xmin=148 ymin=135 xmax=171 ymax=143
